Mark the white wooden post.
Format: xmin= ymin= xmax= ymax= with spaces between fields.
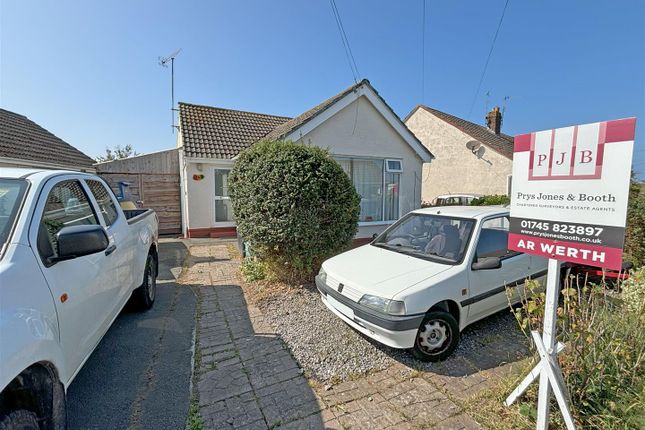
xmin=505 ymin=258 xmax=575 ymax=430
xmin=537 ymin=258 xmax=561 ymax=429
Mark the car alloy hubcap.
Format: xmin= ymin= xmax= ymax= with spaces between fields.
xmin=418 ymin=320 xmax=448 ymax=352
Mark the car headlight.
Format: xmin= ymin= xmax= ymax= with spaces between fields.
xmin=359 ymin=294 xmax=406 ymax=316
xmin=318 ymin=266 xmax=327 ymax=283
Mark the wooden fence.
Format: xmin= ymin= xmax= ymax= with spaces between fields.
xmin=95 ymin=149 xmax=181 ymax=235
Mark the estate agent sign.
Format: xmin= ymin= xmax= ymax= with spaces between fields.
xmin=505 ymin=117 xmax=636 ymax=430
xmin=508 ymin=117 xmax=637 ymax=270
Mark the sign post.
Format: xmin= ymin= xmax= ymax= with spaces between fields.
xmin=505 ymin=117 xmax=636 ymax=429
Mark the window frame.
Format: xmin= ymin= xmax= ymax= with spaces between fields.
xmin=334 ymin=155 xmax=402 ymax=225
xmin=472 ymin=215 xmax=522 ymax=265
xmin=385 ymin=159 xmax=403 ymax=173
xmin=84 ymin=178 xmax=121 ymax=228
xmin=35 ymin=178 xmax=102 ymax=265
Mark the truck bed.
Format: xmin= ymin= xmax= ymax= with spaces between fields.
xmin=122 ymin=208 xmax=155 ymax=225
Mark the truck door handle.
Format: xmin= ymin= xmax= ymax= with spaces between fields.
xmin=105 ymin=244 xmax=117 ymax=256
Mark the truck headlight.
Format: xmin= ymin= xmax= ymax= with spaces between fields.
xmin=359 ymin=294 xmax=406 ymax=316
xmin=318 ymin=267 xmax=327 ymax=284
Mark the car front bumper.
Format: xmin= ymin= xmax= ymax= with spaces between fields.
xmin=315 ymin=275 xmax=422 ymax=349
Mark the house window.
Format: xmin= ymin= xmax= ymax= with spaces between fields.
xmin=386 ymin=159 xmax=403 ymax=173
xmin=336 ymin=157 xmax=401 ymax=222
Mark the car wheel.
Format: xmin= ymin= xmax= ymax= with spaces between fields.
xmin=133 ymin=253 xmax=156 ymax=310
xmin=0 ymin=410 xmax=39 ymax=430
xmin=411 ymin=311 xmax=460 ymax=362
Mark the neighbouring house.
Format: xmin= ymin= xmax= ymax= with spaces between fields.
xmin=177 ymin=79 xmax=434 ymax=239
xmin=0 ymin=108 xmax=95 ymax=171
xmin=405 ymin=105 xmax=514 ymax=204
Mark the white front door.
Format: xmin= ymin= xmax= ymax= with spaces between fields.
xmin=214 ymin=169 xmax=234 ymax=225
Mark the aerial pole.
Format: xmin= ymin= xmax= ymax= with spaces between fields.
xmin=159 ymin=48 xmax=182 ymax=133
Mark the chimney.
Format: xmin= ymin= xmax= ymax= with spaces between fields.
xmin=486 ymin=106 xmax=502 ymax=135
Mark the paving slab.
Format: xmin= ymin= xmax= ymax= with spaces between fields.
xmin=182 ymin=242 xmax=504 ymax=429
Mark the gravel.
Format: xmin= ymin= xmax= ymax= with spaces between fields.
xmin=257 ymin=284 xmax=529 ymax=383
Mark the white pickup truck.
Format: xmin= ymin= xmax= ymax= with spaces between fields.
xmin=0 ymin=169 xmax=159 ymax=429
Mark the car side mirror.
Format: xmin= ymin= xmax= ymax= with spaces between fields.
xmin=51 ymin=225 xmax=109 ymax=263
xmin=372 ymin=233 xmax=378 ymax=240
xmin=472 ymin=256 xmax=502 ymax=270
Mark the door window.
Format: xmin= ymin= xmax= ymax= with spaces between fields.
xmin=475 ymin=216 xmax=518 ymax=261
xmin=86 ymin=180 xmax=119 ymax=227
xmin=214 ymin=169 xmax=234 ymax=222
xmin=38 ymin=180 xmax=99 ymax=260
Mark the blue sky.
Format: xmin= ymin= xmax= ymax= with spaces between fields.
xmin=1 ymin=1 xmax=643 ymax=175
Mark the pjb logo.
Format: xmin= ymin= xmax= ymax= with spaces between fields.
xmin=528 ymin=123 xmax=604 ymax=181
xmin=518 ymin=118 xmax=636 ymax=182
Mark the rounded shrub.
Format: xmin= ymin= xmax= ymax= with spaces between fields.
xmin=228 ymin=140 xmax=360 ymax=282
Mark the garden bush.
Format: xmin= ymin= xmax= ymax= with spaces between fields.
xmin=511 ymin=270 xmax=645 ymax=429
xmin=470 ymin=194 xmax=510 ymax=206
xmin=228 ymin=140 xmax=360 ymax=283
xmin=624 ymin=173 xmax=645 ymax=267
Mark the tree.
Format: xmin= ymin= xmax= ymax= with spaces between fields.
xmin=96 ymin=144 xmax=138 ymax=162
xmin=228 ymin=140 xmax=360 ymax=282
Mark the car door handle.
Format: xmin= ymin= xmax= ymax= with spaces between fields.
xmin=105 ymin=244 xmax=117 ymax=256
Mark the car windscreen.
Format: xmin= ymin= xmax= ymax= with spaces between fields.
xmin=372 ymin=213 xmax=475 ymax=264
xmin=0 ymin=179 xmax=29 ymax=253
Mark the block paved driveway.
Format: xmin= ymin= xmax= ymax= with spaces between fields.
xmin=181 ymin=243 xmax=495 ymax=429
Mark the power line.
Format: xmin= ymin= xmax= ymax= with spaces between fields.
xmin=467 ymin=0 xmax=510 ymax=119
xmin=329 ymin=0 xmax=359 ymax=83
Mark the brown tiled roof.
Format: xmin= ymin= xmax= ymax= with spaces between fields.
xmin=178 ymin=103 xmax=291 ymax=159
xmin=410 ymin=105 xmax=514 ymax=159
xmin=0 ymin=108 xmax=95 ymax=168
xmin=263 ymin=80 xmax=366 ymax=141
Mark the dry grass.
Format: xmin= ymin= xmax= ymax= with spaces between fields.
xmin=461 ymin=356 xmax=568 ymax=430
xmin=227 ymin=244 xmax=307 ymax=307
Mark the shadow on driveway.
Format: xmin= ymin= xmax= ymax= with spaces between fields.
xmin=66 ymin=240 xmax=196 ymax=430
xmin=186 ymin=243 xmax=326 ymax=429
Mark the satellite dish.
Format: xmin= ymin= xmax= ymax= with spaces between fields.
xmin=475 ymin=146 xmax=486 ymax=158
xmin=466 ymin=140 xmax=481 ymax=152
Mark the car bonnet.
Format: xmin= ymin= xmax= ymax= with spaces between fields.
xmin=321 ymin=244 xmax=453 ymax=300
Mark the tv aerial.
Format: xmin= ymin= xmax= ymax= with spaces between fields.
xmin=158 ymin=48 xmax=182 ymax=133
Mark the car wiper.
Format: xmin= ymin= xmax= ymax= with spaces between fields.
xmin=373 ymin=242 xmax=415 ymax=252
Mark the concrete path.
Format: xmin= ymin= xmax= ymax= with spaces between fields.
xmin=182 ymin=243 xmax=490 ymax=430
xmin=67 ymin=239 xmax=196 ymax=430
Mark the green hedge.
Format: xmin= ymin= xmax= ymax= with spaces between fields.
xmin=470 ymin=194 xmax=510 ymax=206
xmin=228 ymin=140 xmax=360 ymax=282
xmin=625 ymin=175 xmax=645 ymax=267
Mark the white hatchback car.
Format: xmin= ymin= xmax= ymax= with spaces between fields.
xmin=316 ymin=206 xmax=547 ymax=361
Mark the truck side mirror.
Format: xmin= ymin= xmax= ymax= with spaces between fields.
xmin=52 ymin=225 xmax=109 ymax=263
xmin=471 ymin=256 xmax=502 ymax=270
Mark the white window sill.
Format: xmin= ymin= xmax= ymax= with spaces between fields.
xmin=358 ymin=220 xmax=397 ymax=227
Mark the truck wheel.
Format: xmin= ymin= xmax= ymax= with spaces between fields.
xmin=133 ymin=253 xmax=156 ymax=310
xmin=411 ymin=311 xmax=460 ymax=362
xmin=0 ymin=410 xmax=39 ymax=430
